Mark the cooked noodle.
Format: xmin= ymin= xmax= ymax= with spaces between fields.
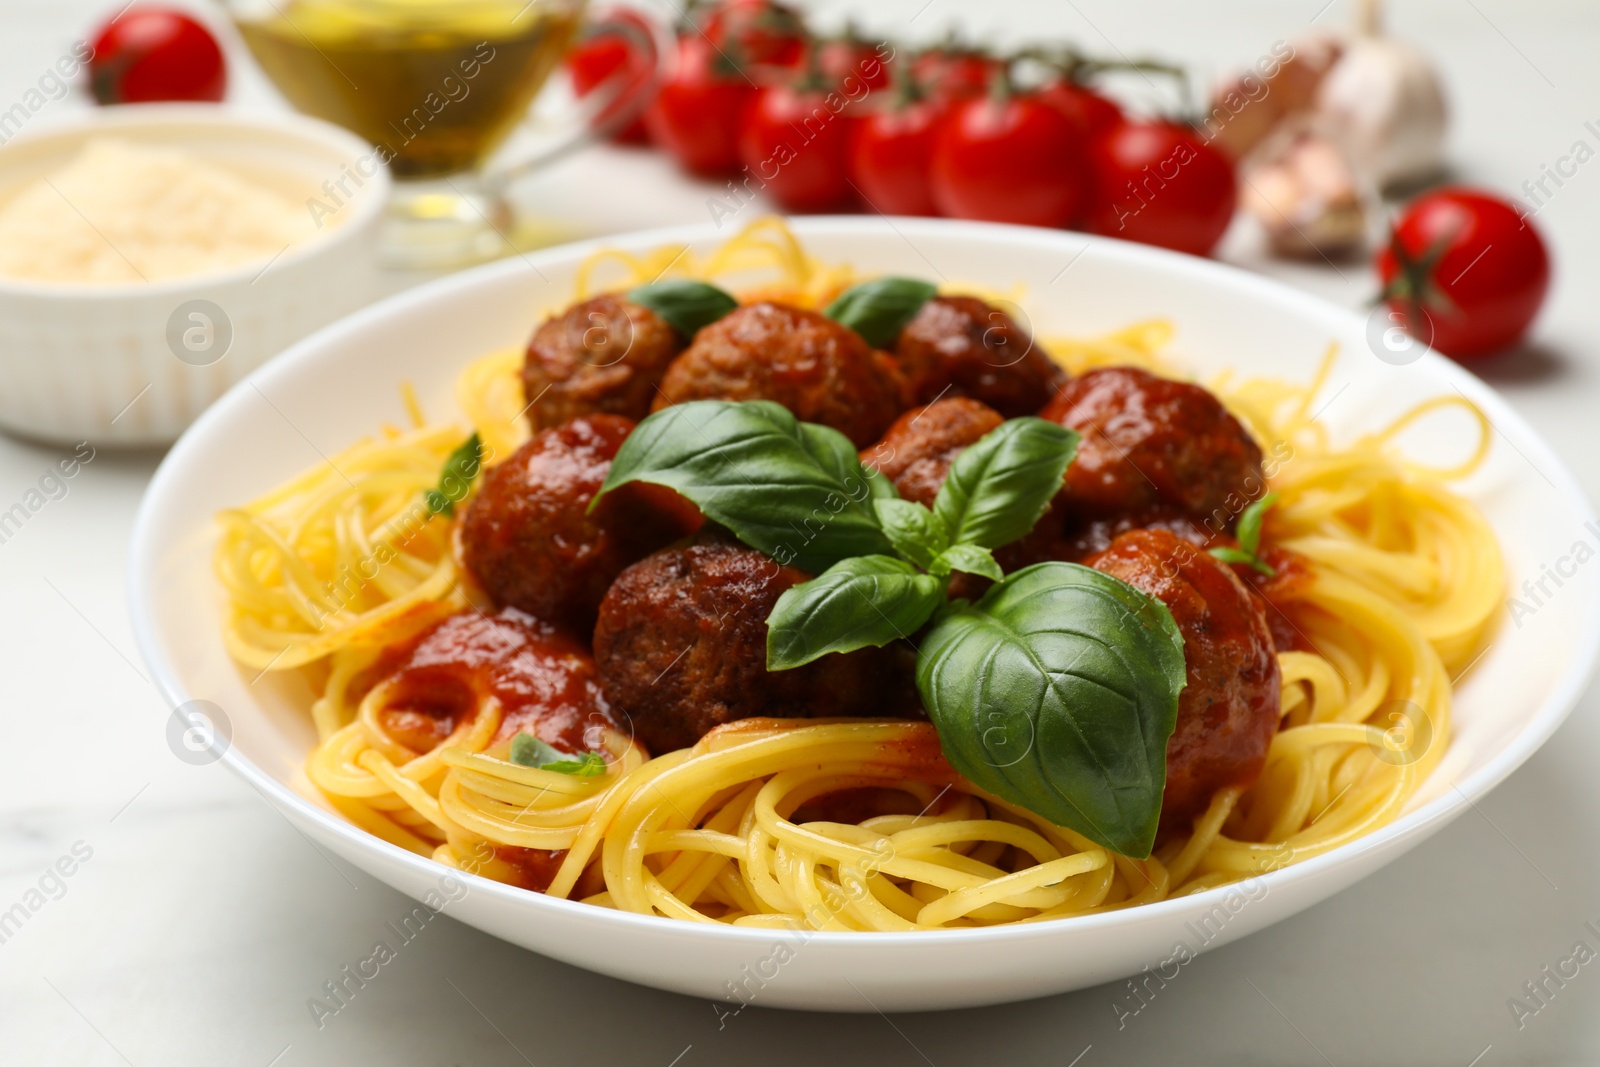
xmin=216 ymin=219 xmax=1501 ymax=929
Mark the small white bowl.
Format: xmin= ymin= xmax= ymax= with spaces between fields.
xmin=0 ymin=105 xmax=389 ymax=447
xmin=129 ymin=218 xmax=1600 ymax=1011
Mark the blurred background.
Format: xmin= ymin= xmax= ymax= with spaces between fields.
xmin=2 ymin=0 xmax=1597 ymax=1063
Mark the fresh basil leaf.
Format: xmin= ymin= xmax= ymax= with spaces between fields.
xmin=873 ymin=498 xmax=949 ymax=571
xmin=767 ymin=556 xmax=945 ymax=670
xmin=509 ymin=734 xmax=607 ymax=776
xmin=625 ymin=279 xmax=738 ymax=339
xmin=542 ymin=752 xmax=608 ymax=777
xmin=1208 ymin=546 xmax=1277 ymax=577
xmin=932 ymin=418 xmax=1078 ymax=550
xmin=425 ymin=432 xmax=484 ymax=517
xmin=823 ymin=277 xmax=939 ymax=348
xmin=1235 ymin=491 xmax=1277 ymax=556
xmin=933 ymin=543 xmax=1003 ymax=582
xmin=917 ymin=561 xmax=1186 ymax=858
xmin=593 ymin=400 xmax=890 ymax=571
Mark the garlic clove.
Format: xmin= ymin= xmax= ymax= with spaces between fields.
xmin=1242 ymin=125 xmax=1371 ymax=259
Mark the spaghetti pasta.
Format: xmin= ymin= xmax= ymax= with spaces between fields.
xmin=215 ymin=219 xmax=1501 ymax=930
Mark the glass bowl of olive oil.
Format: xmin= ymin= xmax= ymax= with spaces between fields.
xmin=227 ymin=0 xmax=649 ymax=267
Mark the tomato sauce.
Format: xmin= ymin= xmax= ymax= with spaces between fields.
xmin=375 ymin=607 xmax=620 ymax=755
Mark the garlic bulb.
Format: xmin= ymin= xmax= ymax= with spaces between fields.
xmin=1314 ymin=0 xmax=1447 ymax=189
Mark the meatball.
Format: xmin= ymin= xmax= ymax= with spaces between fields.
xmin=893 ymin=295 xmax=1067 ymax=417
xmin=459 ymin=415 xmax=696 ymax=634
xmin=1040 ymin=367 xmax=1263 ymax=527
xmin=1059 ymin=505 xmax=1212 ymax=561
xmin=523 ymin=293 xmax=684 ymax=430
xmin=372 ymin=607 xmax=621 ymax=756
xmin=860 ymin=397 xmax=1004 ymax=506
xmin=654 ymin=302 xmax=909 ymax=447
xmin=593 ymin=534 xmax=918 ymax=753
xmin=1083 ymin=528 xmax=1280 ymax=831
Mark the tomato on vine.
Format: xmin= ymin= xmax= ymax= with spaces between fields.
xmin=739 ymin=55 xmax=857 ymax=211
xmin=849 ymin=68 xmax=944 ymax=216
xmin=700 ymin=0 xmax=806 ymax=73
xmin=912 ymin=44 xmax=999 ymax=103
xmin=566 ymin=7 xmax=661 ymax=145
xmin=645 ymin=33 xmax=755 ymax=177
xmin=930 ymin=72 xmax=1087 ymax=228
xmin=1082 ymin=120 xmax=1237 ymax=256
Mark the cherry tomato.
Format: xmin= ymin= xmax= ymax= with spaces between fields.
xmin=645 ymin=34 xmax=755 ymax=177
xmin=930 ymin=89 xmax=1086 ymax=227
xmin=701 ymin=0 xmax=806 ymax=73
xmin=88 ymin=6 xmax=226 ymax=104
xmin=566 ymin=7 xmax=661 ymax=145
xmin=849 ymin=89 xmax=944 ymax=216
xmin=739 ymin=77 xmax=855 ymax=211
xmin=912 ymin=48 xmax=999 ymax=102
xmin=817 ymin=36 xmax=893 ymax=97
xmin=1083 ymin=121 xmax=1237 ymax=256
xmin=1038 ymin=80 xmax=1123 ymax=140
xmin=1377 ymin=187 xmax=1550 ymax=360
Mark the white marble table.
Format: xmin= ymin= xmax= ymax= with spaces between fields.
xmin=4 ymin=0 xmax=1599 ymax=1063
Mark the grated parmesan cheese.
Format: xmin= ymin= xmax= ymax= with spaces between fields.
xmin=0 ymin=137 xmax=321 ymax=284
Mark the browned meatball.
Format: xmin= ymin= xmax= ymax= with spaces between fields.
xmin=1083 ymin=528 xmax=1280 ymax=831
xmin=523 ymin=294 xmax=684 ymax=430
xmin=860 ymin=397 xmax=1004 ymax=506
xmin=1040 ymin=367 xmax=1263 ymax=528
xmin=654 ymin=302 xmax=909 ymax=447
xmin=593 ymin=534 xmax=918 ymax=753
xmin=459 ymin=415 xmax=696 ymax=634
xmin=893 ymin=295 xmax=1067 ymax=417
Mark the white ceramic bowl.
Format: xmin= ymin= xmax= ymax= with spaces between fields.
xmin=0 ymin=105 xmax=388 ymax=447
xmin=128 ymin=218 xmax=1600 ymax=1012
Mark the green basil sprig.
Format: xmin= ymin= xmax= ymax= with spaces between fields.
xmin=425 ymin=433 xmax=484 ymax=517
xmin=1209 ymin=492 xmax=1278 ymax=576
xmin=591 ymin=400 xmax=893 ymax=572
xmin=823 ymin=277 xmax=939 ymax=347
xmin=509 ymin=733 xmax=607 ymax=777
xmin=766 ymin=417 xmax=1079 ymax=669
xmin=591 ymin=398 xmax=1187 ymax=857
xmin=918 ymin=562 xmax=1186 ymax=857
xmin=626 ymin=279 xmax=739 ymax=339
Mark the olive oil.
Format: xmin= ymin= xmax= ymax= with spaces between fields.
xmin=237 ymin=1 xmax=582 ymax=178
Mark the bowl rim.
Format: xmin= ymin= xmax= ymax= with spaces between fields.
xmin=128 ymin=215 xmax=1600 ymax=948
xmin=0 ymin=103 xmax=390 ymax=299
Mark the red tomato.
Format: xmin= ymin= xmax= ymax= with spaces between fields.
xmin=930 ymin=91 xmax=1087 ymax=227
xmin=645 ymin=34 xmax=755 ymax=177
xmin=1083 ymin=121 xmax=1237 ymax=256
xmin=1376 ymin=187 xmax=1550 ymax=360
xmin=701 ymin=0 xmax=806 ymax=72
xmin=88 ymin=6 xmax=226 ymax=104
xmin=912 ymin=49 xmax=998 ymax=102
xmin=739 ymin=80 xmax=855 ymax=211
xmin=817 ymin=37 xmax=893 ymax=96
xmin=849 ymin=92 xmax=944 ymax=216
xmin=1038 ymin=80 xmax=1123 ymax=140
xmin=566 ymin=8 xmax=661 ymax=144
